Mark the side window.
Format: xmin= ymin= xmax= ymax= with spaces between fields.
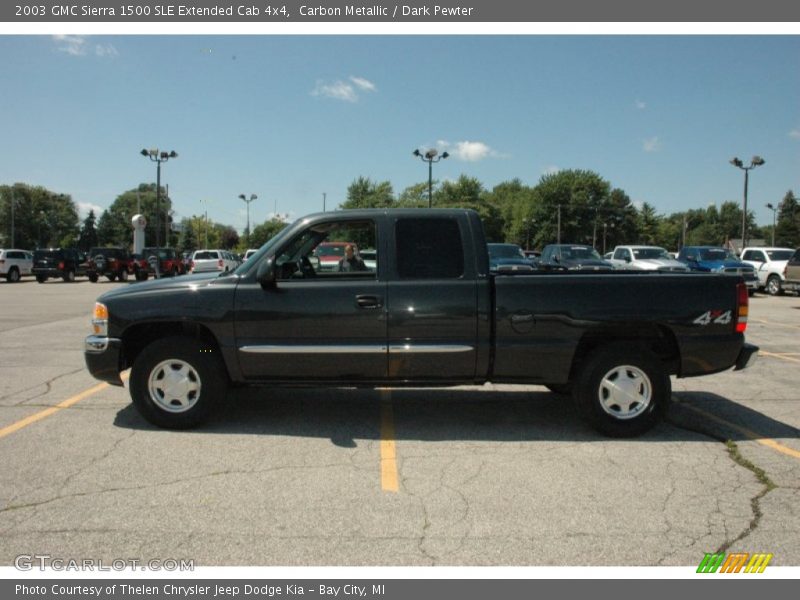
xmin=396 ymin=218 xmax=464 ymax=280
xmin=613 ymin=248 xmax=625 ymax=260
xmin=277 ymin=220 xmax=377 ymax=281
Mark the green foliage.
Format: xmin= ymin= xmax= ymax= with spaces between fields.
xmin=78 ymin=210 xmax=99 ymax=251
xmin=775 ymin=190 xmax=800 ymax=247
xmin=0 ymin=183 xmax=79 ymax=248
xmin=342 ymin=177 xmax=395 ymax=209
xmin=249 ymin=218 xmax=289 ymax=249
xmin=96 ymin=184 xmax=172 ymax=248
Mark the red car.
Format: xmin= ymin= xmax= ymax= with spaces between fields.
xmin=313 ymin=241 xmax=356 ymax=272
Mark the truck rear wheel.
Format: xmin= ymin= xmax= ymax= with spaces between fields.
xmin=766 ymin=275 xmax=783 ymax=296
xmin=573 ymin=343 xmax=670 ymax=437
xmin=130 ymin=336 xmax=227 ymax=429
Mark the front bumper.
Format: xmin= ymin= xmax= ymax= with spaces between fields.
xmin=84 ymin=336 xmax=124 ymax=385
xmin=733 ymin=343 xmax=759 ymax=371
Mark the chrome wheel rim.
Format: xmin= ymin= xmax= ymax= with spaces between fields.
xmin=148 ymin=359 xmax=201 ymax=413
xmin=598 ymin=365 xmax=652 ymax=420
xmin=768 ymin=278 xmax=780 ymax=295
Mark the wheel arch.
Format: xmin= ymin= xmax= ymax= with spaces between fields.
xmin=568 ymin=322 xmax=681 ymax=382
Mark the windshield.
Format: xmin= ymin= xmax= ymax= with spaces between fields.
xmin=562 ymin=246 xmax=601 ymax=260
xmin=699 ymin=248 xmax=737 ymax=261
xmin=232 ymin=222 xmax=292 ymax=276
xmin=489 ymin=244 xmax=525 ymax=259
xmin=632 ymin=247 xmax=670 ymax=260
xmin=315 ymin=244 xmax=347 ymax=257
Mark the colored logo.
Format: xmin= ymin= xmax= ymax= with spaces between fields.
xmin=697 ymin=552 xmax=773 ymax=573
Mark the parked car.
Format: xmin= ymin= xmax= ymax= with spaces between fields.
xmin=141 ymin=247 xmax=185 ymax=277
xmin=127 ymin=253 xmax=151 ymax=281
xmin=609 ymin=245 xmax=689 ymax=272
xmin=539 ymin=244 xmax=614 ymax=271
xmin=487 ymin=243 xmax=535 ymax=272
xmin=782 ymin=249 xmax=800 ymax=295
xmin=0 ymin=249 xmax=33 ymax=283
xmin=313 ymin=241 xmax=354 ymax=272
xmin=85 ymin=208 xmax=757 ymax=438
xmin=677 ymin=246 xmax=758 ymax=294
xmin=740 ymin=246 xmax=796 ymax=296
xmin=190 ymin=249 xmax=239 ymax=274
xmin=360 ymin=248 xmax=377 ymax=272
xmin=86 ymin=247 xmax=130 ymax=283
xmin=32 ymin=248 xmax=88 ymax=283
xmin=243 ymin=249 xmax=259 ymax=262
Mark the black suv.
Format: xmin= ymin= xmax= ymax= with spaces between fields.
xmin=87 ymin=247 xmax=131 ymax=283
xmin=32 ymin=248 xmax=88 ymax=283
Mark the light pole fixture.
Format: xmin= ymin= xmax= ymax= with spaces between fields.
xmin=239 ymin=193 xmax=257 ymax=247
xmin=141 ymin=148 xmax=178 ymax=247
xmin=729 ymin=155 xmax=764 ymax=251
xmin=413 ymin=148 xmax=449 ymax=208
xmin=766 ymin=202 xmax=777 ymax=246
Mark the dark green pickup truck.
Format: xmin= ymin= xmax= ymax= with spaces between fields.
xmin=85 ymin=209 xmax=758 ymax=437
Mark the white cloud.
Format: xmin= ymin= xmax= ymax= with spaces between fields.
xmin=542 ymin=165 xmax=561 ymax=176
xmin=790 ymin=128 xmax=800 ymax=139
xmin=78 ymin=202 xmax=104 ymax=218
xmin=635 ymin=99 xmax=647 ymax=110
xmin=52 ymin=35 xmax=118 ymax=58
xmin=349 ymin=76 xmax=376 ymax=93
xmin=434 ymin=140 xmax=504 ymax=162
xmin=53 ymin=35 xmax=88 ymax=56
xmin=643 ymin=136 xmax=662 ymax=152
xmin=311 ymin=76 xmax=376 ymax=103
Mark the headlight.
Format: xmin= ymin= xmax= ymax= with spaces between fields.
xmin=92 ymin=302 xmax=109 ymax=336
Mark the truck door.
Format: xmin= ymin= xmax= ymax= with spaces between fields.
xmin=234 ymin=217 xmax=387 ymax=381
xmin=386 ymin=216 xmax=479 ymax=381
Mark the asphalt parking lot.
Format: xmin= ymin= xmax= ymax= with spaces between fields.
xmin=0 ymin=277 xmax=798 ymax=568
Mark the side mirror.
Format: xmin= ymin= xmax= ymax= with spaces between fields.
xmin=257 ymin=257 xmax=277 ymax=288
xmin=553 ymin=255 xmax=560 ymax=263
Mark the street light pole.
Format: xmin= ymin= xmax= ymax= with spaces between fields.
xmin=413 ymin=148 xmax=449 ymax=208
xmin=141 ymin=148 xmax=178 ymax=247
xmin=730 ymin=155 xmax=764 ymax=252
xmin=239 ymin=193 xmax=257 ymax=247
xmin=766 ymin=202 xmax=777 ymax=246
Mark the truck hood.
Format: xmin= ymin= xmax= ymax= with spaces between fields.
xmin=96 ymin=272 xmax=226 ymax=302
xmin=634 ymin=258 xmax=688 ymax=270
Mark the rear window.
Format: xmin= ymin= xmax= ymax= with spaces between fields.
xmin=194 ymin=251 xmax=218 ymax=260
xmin=396 ymin=218 xmax=464 ymax=279
xmin=34 ymin=250 xmax=62 ymax=260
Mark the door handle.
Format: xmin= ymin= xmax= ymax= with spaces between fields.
xmin=356 ymin=295 xmax=383 ymax=309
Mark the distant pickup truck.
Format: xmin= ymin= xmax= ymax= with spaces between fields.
xmin=84 ymin=209 xmax=757 ymax=437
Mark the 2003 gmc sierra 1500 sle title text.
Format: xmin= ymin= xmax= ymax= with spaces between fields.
xmin=85 ymin=209 xmax=758 ymax=437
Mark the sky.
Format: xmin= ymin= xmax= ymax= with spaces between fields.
xmin=1 ymin=34 xmax=799 ymax=235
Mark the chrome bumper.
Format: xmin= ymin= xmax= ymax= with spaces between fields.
xmin=85 ymin=335 xmax=120 ymax=353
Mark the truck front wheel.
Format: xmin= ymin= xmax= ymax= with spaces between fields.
xmin=573 ymin=344 xmax=670 ymax=437
xmin=130 ymin=336 xmax=227 ymax=429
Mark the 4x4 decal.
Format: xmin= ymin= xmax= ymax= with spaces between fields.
xmin=693 ymin=310 xmax=732 ymax=326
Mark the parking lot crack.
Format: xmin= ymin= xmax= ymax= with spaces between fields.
xmin=1 ymin=368 xmax=85 ymax=405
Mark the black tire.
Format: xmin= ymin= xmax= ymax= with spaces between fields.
xmin=36 ymin=275 xmax=46 ymax=283
xmin=107 ymin=273 xmax=116 ymax=282
xmin=573 ymin=343 xmax=670 ymax=437
xmin=766 ymin=275 xmax=783 ymax=296
xmin=118 ymin=269 xmax=128 ymax=282
xmin=88 ymin=273 xmax=99 ymax=283
xmin=7 ymin=267 xmax=20 ymax=283
xmin=136 ymin=270 xmax=148 ymax=281
xmin=62 ymin=269 xmax=76 ymax=283
xmin=129 ymin=336 xmax=227 ymax=429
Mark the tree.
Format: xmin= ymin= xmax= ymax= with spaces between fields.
xmin=177 ymin=217 xmax=198 ymax=254
xmin=217 ymin=225 xmax=240 ymax=250
xmin=341 ymin=177 xmax=395 ymax=209
xmin=78 ymin=210 xmax=99 ymax=251
xmin=397 ymin=182 xmax=429 ymax=208
xmin=775 ymin=190 xmax=800 ymax=247
xmin=529 ymin=169 xmax=611 ymax=248
xmin=637 ymin=203 xmax=660 ymax=245
xmin=249 ymin=218 xmax=289 ymax=248
xmin=432 ymin=175 xmax=504 ymax=241
xmin=0 ymin=183 xmax=79 ymax=248
xmin=96 ymin=183 xmax=172 ymax=248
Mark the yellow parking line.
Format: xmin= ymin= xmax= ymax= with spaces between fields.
xmin=379 ymin=390 xmax=399 ymax=493
xmin=682 ymin=404 xmax=800 ymax=460
xmin=760 ymin=350 xmax=800 ymax=364
xmin=0 ymin=373 xmax=128 ymax=440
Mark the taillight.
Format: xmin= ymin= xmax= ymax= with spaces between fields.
xmin=735 ymin=282 xmax=748 ymax=333
xmin=58 ymin=261 xmax=65 ymax=270
xmin=217 ymin=259 xmax=223 ymax=270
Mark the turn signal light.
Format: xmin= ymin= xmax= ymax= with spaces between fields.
xmin=92 ymin=302 xmax=109 ymax=335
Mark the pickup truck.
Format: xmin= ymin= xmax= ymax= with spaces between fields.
xmin=782 ymin=248 xmax=800 ymax=294
xmin=740 ymin=246 xmax=796 ymax=296
xmin=84 ymin=209 xmax=758 ymax=437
